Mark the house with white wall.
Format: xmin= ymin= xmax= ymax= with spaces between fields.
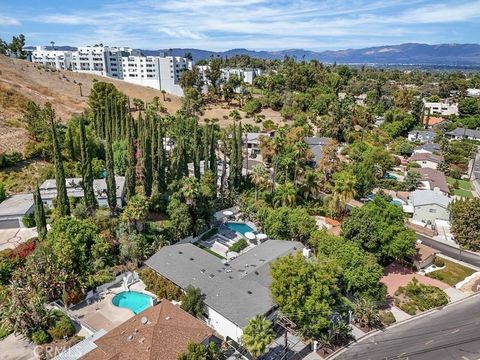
xmin=423 ymin=99 xmax=458 ymax=116
xmin=146 ymin=240 xmax=303 ymax=342
xmin=410 ymin=152 xmax=443 ymax=169
xmin=407 ymin=130 xmax=436 ymax=143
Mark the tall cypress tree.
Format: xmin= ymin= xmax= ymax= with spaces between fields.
xmin=229 ymin=122 xmax=237 ymax=190
xmin=193 ymin=120 xmax=201 ymax=179
xmin=105 ymin=109 xmax=117 ymax=215
xmin=236 ymin=122 xmax=243 ymax=189
xmin=203 ymin=121 xmax=210 ymax=174
xmin=157 ymin=119 xmax=166 ymax=193
xmin=49 ymin=105 xmax=70 ymax=216
xmin=125 ymin=113 xmax=136 ymax=200
xmin=209 ymin=124 xmax=217 ymax=172
xmin=33 ymin=182 xmax=47 ymax=241
xmin=142 ymin=115 xmax=153 ymax=197
xmin=67 ymin=126 xmax=75 ymax=161
xmin=79 ymin=113 xmax=97 ymax=213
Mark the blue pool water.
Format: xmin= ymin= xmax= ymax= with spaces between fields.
xmin=112 ymin=291 xmax=152 ymax=314
xmin=225 ymin=222 xmax=255 ymax=235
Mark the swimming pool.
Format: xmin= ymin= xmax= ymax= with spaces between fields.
xmin=112 ymin=291 xmax=153 ymax=314
xmin=225 ymin=222 xmax=255 ymax=235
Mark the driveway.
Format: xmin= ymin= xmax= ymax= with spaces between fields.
xmin=0 ymin=334 xmax=36 ymax=360
xmin=381 ymin=262 xmax=449 ymax=299
xmin=0 ymin=228 xmax=37 ymax=251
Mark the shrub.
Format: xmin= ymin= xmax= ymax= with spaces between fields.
xmin=31 ymin=329 xmax=51 ymax=345
xmin=22 ymin=213 xmax=36 ymax=228
xmin=229 ymin=238 xmax=248 ymax=253
xmin=433 ymin=257 xmax=445 ymax=267
xmin=379 ymin=311 xmax=396 ymax=326
xmin=0 ymin=325 xmax=12 ymax=340
xmin=243 ymin=98 xmax=262 ymax=116
xmin=394 ymin=278 xmax=448 ymax=315
xmin=48 ymin=313 xmax=76 ymax=340
xmin=139 ymin=268 xmax=182 ymax=300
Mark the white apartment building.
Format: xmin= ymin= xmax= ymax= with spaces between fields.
xmin=71 ymin=46 xmax=137 ymax=78
xmin=30 ymin=45 xmax=193 ymax=96
xmin=31 ymin=46 xmax=72 ymax=70
xmin=121 ymin=55 xmax=193 ymax=96
xmin=423 ymin=99 xmax=458 ymax=116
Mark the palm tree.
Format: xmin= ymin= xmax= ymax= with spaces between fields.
xmin=299 ymin=169 xmax=324 ymax=200
xmin=330 ymin=171 xmax=356 ymax=215
xmin=241 ymin=315 xmax=274 ymax=359
xmin=50 ymin=41 xmax=55 ymax=50
xmin=273 ymin=182 xmax=297 ymax=207
xmin=250 ymin=164 xmax=269 ymax=202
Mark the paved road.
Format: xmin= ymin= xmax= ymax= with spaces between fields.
xmin=417 ymin=234 xmax=480 ymax=268
xmin=338 ymin=294 xmax=480 ymax=360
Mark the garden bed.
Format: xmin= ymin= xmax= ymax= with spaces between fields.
xmin=394 ymin=278 xmax=448 ymax=315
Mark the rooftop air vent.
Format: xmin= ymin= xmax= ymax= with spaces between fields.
xmin=127 ymin=335 xmax=134 ymax=341
xmin=178 ymin=251 xmax=183 ymax=254
xmin=140 ymin=317 xmax=148 ymax=325
xmin=247 ymin=291 xmax=252 ymax=294
xmin=209 ymin=274 xmax=214 ymax=278
xmin=165 ymin=316 xmax=171 ymax=320
xmin=190 ymin=257 xmax=194 ymax=261
xmin=201 ymin=269 xmax=206 ymax=273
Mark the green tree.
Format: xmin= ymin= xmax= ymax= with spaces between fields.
xmin=79 ymin=114 xmax=97 ymax=214
xmin=342 ymin=196 xmax=416 ymax=261
xmin=125 ymin=115 xmax=136 ymax=200
xmin=121 ymin=194 xmax=150 ymax=232
xmin=270 ymin=252 xmax=339 ymax=338
xmin=48 ymin=104 xmax=70 ymax=216
xmin=0 ymin=182 xmax=6 ymax=203
xmin=250 ymin=164 xmax=269 ymax=202
xmin=352 ymin=297 xmax=380 ymax=330
xmin=450 ymin=198 xmax=480 ymax=251
xmin=273 ymin=182 xmax=297 ymax=207
xmin=33 ymin=182 xmax=47 ymax=241
xmin=180 ymin=286 xmax=204 ymax=318
xmin=178 ymin=342 xmax=220 ymax=360
xmin=309 ymin=231 xmax=386 ymax=300
xmin=330 ymin=170 xmax=357 ymax=216
xmin=241 ymin=315 xmax=274 ymax=359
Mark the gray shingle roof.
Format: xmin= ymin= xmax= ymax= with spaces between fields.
xmin=446 ymin=128 xmax=480 ymax=138
xmin=411 ymin=190 xmax=452 ymax=208
xmin=414 ymin=143 xmax=441 ymax=153
xmin=146 ymin=240 xmax=303 ymax=327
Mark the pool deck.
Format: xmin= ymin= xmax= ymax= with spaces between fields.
xmin=69 ymin=281 xmax=149 ymax=332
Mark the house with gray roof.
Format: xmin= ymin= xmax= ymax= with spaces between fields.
xmin=411 ymin=190 xmax=452 ymax=224
xmin=304 ymin=137 xmax=334 ymax=166
xmin=411 ymin=168 xmax=449 ymax=195
xmin=413 ymin=143 xmax=442 ymax=155
xmin=0 ymin=177 xmax=126 ymax=229
xmin=445 ymin=128 xmax=480 ymax=141
xmin=145 ymin=240 xmax=303 ymax=342
xmin=407 ymin=130 xmax=436 ymax=143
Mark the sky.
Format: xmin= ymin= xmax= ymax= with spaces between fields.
xmin=1 ymin=0 xmax=480 ymax=51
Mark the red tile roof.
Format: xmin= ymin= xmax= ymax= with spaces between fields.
xmin=80 ymin=300 xmax=214 ymax=360
xmin=423 ymin=116 xmax=445 ymax=126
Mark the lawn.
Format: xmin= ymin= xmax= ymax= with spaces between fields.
xmin=427 ymin=258 xmax=476 ymax=286
xmin=447 ymin=177 xmax=474 ymax=198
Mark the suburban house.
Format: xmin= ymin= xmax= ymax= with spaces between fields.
xmin=407 ymin=130 xmax=436 ymax=143
xmin=413 ymin=143 xmax=442 ymax=155
xmin=409 ymin=152 xmax=443 ymax=169
xmin=411 ymin=168 xmax=450 ymax=195
xmin=73 ymin=300 xmax=215 ymax=360
xmin=411 ymin=190 xmax=452 ymax=224
xmin=423 ymin=99 xmax=458 ymax=116
xmin=146 ymin=240 xmax=304 ymax=342
xmin=0 ymin=177 xmax=126 ymax=229
xmin=411 ymin=242 xmax=439 ymax=269
xmin=445 ymin=128 xmax=480 ymax=141
xmin=304 ymin=136 xmax=334 ymax=167
xmin=244 ymin=131 xmax=274 ymax=156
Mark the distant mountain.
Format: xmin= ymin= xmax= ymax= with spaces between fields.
xmin=150 ymin=43 xmax=480 ymax=65
xmin=25 ymin=43 xmax=480 ymax=65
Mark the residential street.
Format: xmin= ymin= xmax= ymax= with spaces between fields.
xmin=337 ymin=294 xmax=480 ymax=360
xmin=417 ymin=234 xmax=480 ymax=268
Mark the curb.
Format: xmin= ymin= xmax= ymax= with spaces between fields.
xmin=325 ymin=292 xmax=480 ymax=359
xmin=437 ymin=253 xmax=480 ymax=272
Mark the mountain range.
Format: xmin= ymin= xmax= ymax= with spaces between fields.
xmin=27 ymin=43 xmax=480 ymax=66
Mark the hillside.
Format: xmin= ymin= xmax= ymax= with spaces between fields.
xmin=0 ymin=55 xmax=183 ymax=153
xmin=151 ymin=43 xmax=480 ymax=65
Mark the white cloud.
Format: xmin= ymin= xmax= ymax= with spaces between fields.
xmin=28 ymin=0 xmax=479 ymax=50
xmin=0 ymin=15 xmax=20 ymax=26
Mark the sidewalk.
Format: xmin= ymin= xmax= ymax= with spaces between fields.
xmin=390 ymin=306 xmax=411 ymax=322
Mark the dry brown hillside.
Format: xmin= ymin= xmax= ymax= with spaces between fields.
xmin=0 ymin=55 xmax=285 ymax=154
xmin=0 ymin=55 xmax=183 ymax=153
